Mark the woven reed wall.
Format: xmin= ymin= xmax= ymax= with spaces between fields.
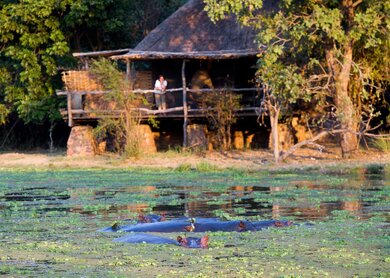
xmin=62 ymin=71 xmax=103 ymax=92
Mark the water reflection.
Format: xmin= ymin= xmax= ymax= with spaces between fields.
xmin=0 ymin=167 xmax=388 ymax=222
xmin=87 ymin=174 xmax=388 ymax=220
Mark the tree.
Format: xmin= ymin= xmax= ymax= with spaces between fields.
xmin=64 ymin=0 xmax=186 ymax=51
xmin=0 ymin=0 xmax=72 ymax=126
xmin=258 ymin=64 xmax=308 ymax=162
xmin=204 ymin=0 xmax=390 ymax=158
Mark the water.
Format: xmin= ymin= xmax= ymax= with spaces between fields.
xmin=0 ymin=166 xmax=388 ymax=277
xmin=0 ymin=167 xmax=388 ymax=222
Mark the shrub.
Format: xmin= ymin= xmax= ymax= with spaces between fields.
xmin=89 ymin=58 xmax=151 ymax=158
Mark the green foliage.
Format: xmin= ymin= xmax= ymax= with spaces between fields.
xmin=0 ymin=104 xmax=10 ymax=125
xmin=203 ymin=0 xmax=263 ymax=23
xmin=257 ymin=63 xmax=307 ymax=110
xmin=0 ymin=0 xmax=72 ymax=125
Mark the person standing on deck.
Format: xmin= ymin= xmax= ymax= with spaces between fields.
xmin=154 ymin=75 xmax=167 ymax=110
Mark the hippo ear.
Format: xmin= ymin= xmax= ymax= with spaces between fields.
xmin=238 ymin=221 xmax=246 ymax=231
xmin=200 ymin=235 xmax=209 ymax=248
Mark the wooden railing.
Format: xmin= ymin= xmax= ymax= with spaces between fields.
xmin=56 ymin=87 xmax=262 ymax=127
xmin=56 ymin=87 xmax=259 ymax=96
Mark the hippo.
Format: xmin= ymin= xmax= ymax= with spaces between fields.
xmin=99 ymin=217 xmax=293 ymax=233
xmin=101 ymin=216 xmax=294 ymax=248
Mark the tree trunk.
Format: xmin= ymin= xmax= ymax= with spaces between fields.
xmin=269 ymin=105 xmax=280 ymax=163
xmin=324 ymin=1 xmax=359 ymax=157
xmin=227 ymin=123 xmax=232 ymax=150
xmin=335 ymin=0 xmax=359 ymax=157
xmin=334 ymin=45 xmax=358 ymax=157
xmin=328 ymin=51 xmax=358 ymax=157
xmin=49 ymin=121 xmax=56 ymax=153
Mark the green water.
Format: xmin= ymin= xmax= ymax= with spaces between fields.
xmin=0 ymin=166 xmax=389 ymax=277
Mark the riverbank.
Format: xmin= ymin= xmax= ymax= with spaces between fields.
xmin=0 ymin=145 xmax=388 ymax=171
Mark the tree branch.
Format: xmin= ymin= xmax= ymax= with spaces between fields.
xmin=279 ymin=129 xmax=348 ymax=161
xmin=364 ymin=133 xmax=390 ymax=139
xmin=352 ymin=0 xmax=363 ymax=8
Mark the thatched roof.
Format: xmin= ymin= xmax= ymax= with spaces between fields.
xmin=112 ymin=0 xmax=259 ymax=60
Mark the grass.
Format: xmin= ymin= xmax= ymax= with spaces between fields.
xmin=372 ymin=136 xmax=390 ymax=152
xmin=195 ymin=161 xmax=222 ymax=172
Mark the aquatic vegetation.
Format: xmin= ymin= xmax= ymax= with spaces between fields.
xmin=0 ymin=165 xmax=388 ymax=276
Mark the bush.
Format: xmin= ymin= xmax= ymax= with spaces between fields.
xmin=200 ymin=90 xmax=241 ymax=151
xmin=90 ymin=58 xmax=150 ymax=158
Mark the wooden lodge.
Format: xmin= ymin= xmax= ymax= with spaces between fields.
xmin=58 ymin=0 xmax=274 ymax=155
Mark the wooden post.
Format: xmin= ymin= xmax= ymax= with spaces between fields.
xmin=126 ymin=59 xmax=136 ymax=90
xmin=126 ymin=59 xmax=131 ymax=81
xmin=67 ymin=91 xmax=73 ymax=127
xmin=84 ymin=58 xmax=89 ymax=70
xmin=182 ymin=60 xmax=188 ymax=147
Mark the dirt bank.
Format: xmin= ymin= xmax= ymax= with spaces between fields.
xmin=0 ymin=145 xmax=388 ymax=170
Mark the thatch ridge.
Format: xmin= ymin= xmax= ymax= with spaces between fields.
xmin=73 ymin=49 xmax=130 ymax=58
xmin=111 ymin=50 xmax=259 ymax=60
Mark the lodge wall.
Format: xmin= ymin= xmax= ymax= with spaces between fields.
xmin=131 ymin=57 xmax=258 ymax=109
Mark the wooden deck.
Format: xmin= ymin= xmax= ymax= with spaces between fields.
xmin=56 ymin=87 xmax=262 ymax=126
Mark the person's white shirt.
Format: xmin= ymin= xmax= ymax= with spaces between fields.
xmin=154 ymin=79 xmax=167 ymax=93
